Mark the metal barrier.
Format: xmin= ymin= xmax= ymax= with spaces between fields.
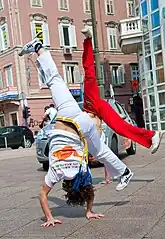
xmin=4 ymin=137 xmax=7 ymax=149
xmin=23 ymin=135 xmax=26 ymax=148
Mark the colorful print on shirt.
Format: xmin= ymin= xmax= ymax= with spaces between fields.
xmin=52 ymin=146 xmax=82 ymax=161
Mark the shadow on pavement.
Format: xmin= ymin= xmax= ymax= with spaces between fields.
xmin=43 ymin=196 xmax=130 ymax=219
xmin=119 ymin=153 xmax=129 ymax=160
xmin=112 ymin=178 xmax=154 ymax=183
xmin=92 ymin=177 xmax=106 ymax=184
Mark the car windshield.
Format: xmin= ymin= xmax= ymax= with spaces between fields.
xmin=0 ymin=128 xmax=10 ymax=135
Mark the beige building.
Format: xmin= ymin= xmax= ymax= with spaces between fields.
xmin=0 ymin=0 xmax=137 ymax=133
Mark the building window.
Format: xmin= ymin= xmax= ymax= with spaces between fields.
xmin=58 ymin=0 xmax=69 ymax=11
xmin=107 ymin=27 xmax=117 ymax=50
xmin=63 ymin=63 xmax=80 ymax=84
xmin=31 ymin=0 xmax=42 ymax=7
xmin=5 ymin=65 xmax=13 ymax=87
xmin=0 ymin=0 xmax=4 ymax=11
xmin=153 ymin=34 xmax=161 ymax=52
xmin=110 ymin=65 xmax=125 ymax=85
xmin=141 ymin=0 xmax=147 ymax=17
xmin=0 ymin=72 xmax=3 ymax=89
xmin=10 ymin=112 xmax=18 ymax=126
xmin=131 ymin=65 xmax=139 ymax=80
xmin=84 ymin=0 xmax=90 ymax=13
xmin=31 ymin=21 xmax=50 ymax=46
xmin=105 ymin=0 xmax=114 ymax=15
xmin=155 ymin=52 xmax=163 ymax=68
xmin=151 ymin=0 xmax=158 ymax=12
xmin=0 ymin=23 xmax=9 ymax=51
xmin=58 ymin=24 xmax=77 ymax=47
xmin=127 ymin=0 xmax=135 ymax=17
xmin=151 ymin=11 xmax=160 ymax=29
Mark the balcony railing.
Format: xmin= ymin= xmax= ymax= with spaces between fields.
xmin=120 ymin=17 xmax=142 ymax=37
xmin=119 ymin=17 xmax=143 ymax=54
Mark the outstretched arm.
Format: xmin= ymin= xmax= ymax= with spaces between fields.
xmin=86 ymin=188 xmax=104 ymax=219
xmin=40 ymin=183 xmax=62 ymax=227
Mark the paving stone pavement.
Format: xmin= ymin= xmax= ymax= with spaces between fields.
xmin=0 ymin=139 xmax=165 ymax=239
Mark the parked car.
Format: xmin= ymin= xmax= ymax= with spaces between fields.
xmin=36 ymin=99 xmax=136 ymax=170
xmin=0 ymin=126 xmax=34 ymax=149
xmin=104 ymin=98 xmax=136 ymax=156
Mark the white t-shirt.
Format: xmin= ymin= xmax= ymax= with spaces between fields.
xmin=45 ymin=130 xmax=89 ymax=188
xmin=45 ymin=107 xmax=57 ymax=121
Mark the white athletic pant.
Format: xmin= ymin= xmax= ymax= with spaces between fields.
xmin=37 ymin=51 xmax=127 ymax=177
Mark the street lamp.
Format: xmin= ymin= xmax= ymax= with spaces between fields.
xmin=90 ymin=0 xmax=105 ymax=99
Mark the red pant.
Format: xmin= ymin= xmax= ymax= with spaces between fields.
xmin=82 ymin=38 xmax=155 ymax=148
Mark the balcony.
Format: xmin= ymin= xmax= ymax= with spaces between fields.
xmin=119 ymin=17 xmax=143 ymax=54
xmin=0 ymin=86 xmax=19 ymax=102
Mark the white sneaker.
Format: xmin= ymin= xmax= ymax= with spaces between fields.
xmin=81 ymin=28 xmax=92 ymax=39
xmin=116 ymin=170 xmax=134 ymax=191
xmin=151 ymin=131 xmax=163 ymax=154
xmin=18 ymin=31 xmax=43 ymax=56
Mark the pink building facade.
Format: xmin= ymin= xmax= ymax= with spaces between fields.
xmin=0 ymin=0 xmax=138 ymax=133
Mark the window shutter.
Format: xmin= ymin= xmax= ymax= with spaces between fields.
xmin=110 ymin=0 xmax=114 ymax=14
xmin=32 ymin=0 xmax=42 ymax=6
xmin=37 ymin=0 xmax=42 ymax=5
xmin=0 ymin=27 xmax=2 ymax=51
xmin=74 ymin=65 xmax=80 ymax=83
xmin=0 ymin=72 xmax=3 ymax=89
xmin=69 ymin=25 xmax=77 ymax=47
xmin=59 ymin=0 xmax=63 ymax=9
xmin=107 ymin=0 xmax=110 ymax=14
xmin=43 ymin=22 xmax=50 ymax=46
xmin=118 ymin=65 xmax=125 ymax=84
xmin=113 ymin=34 xmax=117 ymax=49
xmin=107 ymin=27 xmax=117 ymax=49
xmin=84 ymin=0 xmax=90 ymax=12
xmin=107 ymin=28 xmax=111 ymax=49
xmin=58 ymin=24 xmax=64 ymax=47
xmin=64 ymin=0 xmax=68 ymax=9
xmin=62 ymin=64 xmax=67 ymax=83
xmin=5 ymin=23 xmax=9 ymax=48
xmin=110 ymin=66 xmax=115 ymax=85
xmin=0 ymin=0 xmax=3 ymax=10
xmin=32 ymin=0 xmax=36 ymax=5
xmin=6 ymin=66 xmax=13 ymax=87
xmin=30 ymin=21 xmax=36 ymax=39
xmin=67 ymin=66 xmax=72 ymax=83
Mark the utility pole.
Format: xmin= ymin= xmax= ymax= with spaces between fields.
xmin=90 ymin=0 xmax=105 ymax=99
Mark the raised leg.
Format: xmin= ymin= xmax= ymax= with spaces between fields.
xmin=82 ymin=36 xmax=161 ymax=151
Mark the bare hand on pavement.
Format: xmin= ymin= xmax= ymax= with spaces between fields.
xmin=86 ymin=212 xmax=104 ymax=219
xmin=41 ymin=218 xmax=62 ymax=227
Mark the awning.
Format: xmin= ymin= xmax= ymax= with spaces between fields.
xmin=0 ymin=87 xmax=19 ymax=102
